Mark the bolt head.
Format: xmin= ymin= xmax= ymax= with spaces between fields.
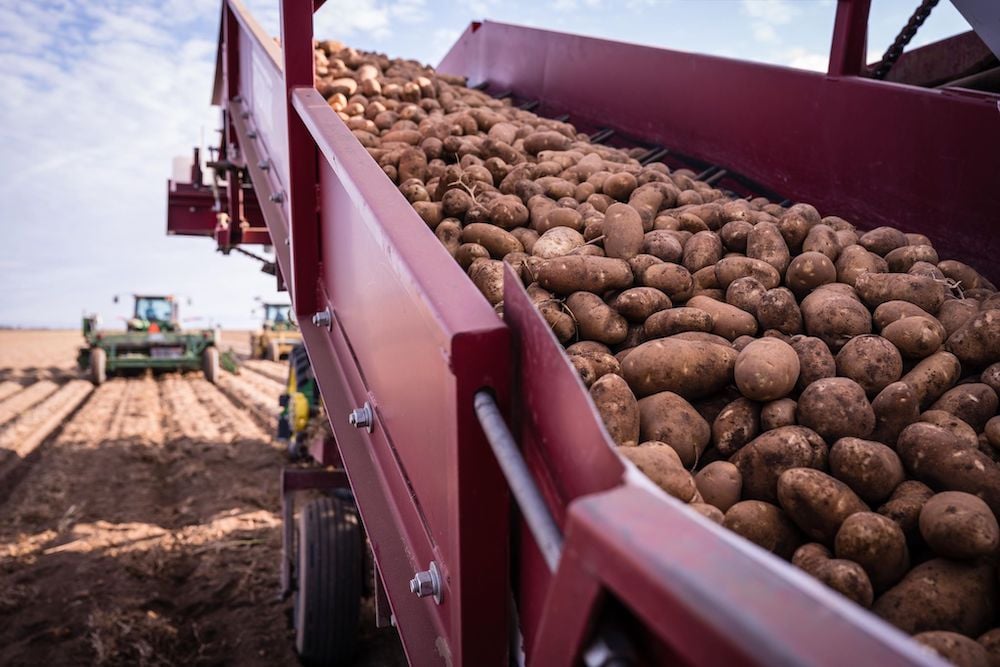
xmin=269 ymin=192 xmax=284 ymax=203
xmin=409 ymin=571 xmax=434 ymax=597
xmin=258 ymin=159 xmax=270 ymax=171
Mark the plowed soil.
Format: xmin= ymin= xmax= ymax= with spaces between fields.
xmin=0 ymin=330 xmax=404 ymax=666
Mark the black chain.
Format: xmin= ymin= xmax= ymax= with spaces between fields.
xmin=872 ymin=0 xmax=940 ymax=80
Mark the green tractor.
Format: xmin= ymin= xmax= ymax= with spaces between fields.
xmin=249 ymin=301 xmax=302 ymax=360
xmin=78 ymin=294 xmax=218 ymax=385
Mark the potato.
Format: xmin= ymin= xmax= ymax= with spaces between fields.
xmin=977 ymin=629 xmax=1000 ymax=667
xmin=785 ymin=252 xmax=836 ymax=297
xmin=569 ymin=349 xmax=619 ymax=376
xmin=687 ymin=295 xmax=758 ymax=340
xmin=939 ymin=299 xmax=980 ymax=337
xmin=590 ymin=374 xmax=640 ymax=447
xmin=641 ymin=263 xmax=693 ymax=299
xmin=797 ymin=377 xmax=875 ymax=441
xmin=897 ymin=422 xmax=1000 ymax=517
xmin=611 ymin=287 xmax=671 ymax=322
xmin=929 ymin=383 xmax=999 ymax=432
xmin=532 ymin=227 xmax=585 ymax=259
xmin=642 ymin=230 xmax=683 ymax=262
xmin=855 ymin=272 xmax=948 ymax=314
xmin=946 ymin=309 xmax=1000 ymax=367
xmin=528 ymin=285 xmax=576 ymax=343
xmin=711 ymin=397 xmax=760 ymax=457
xmin=829 ymin=437 xmax=905 ymax=505
xmin=792 ymin=543 xmax=874 ymax=608
xmin=984 ymin=363 xmax=1000 ymax=396
xmin=637 ymin=392 xmax=710 ymax=467
xmin=878 ymin=480 xmax=934 ymax=535
xmin=731 ymin=427 xmax=828 ymax=503
xmin=603 ymin=202 xmax=644 ymax=260
xmin=870 ymin=381 xmax=920 ymax=447
xmin=859 ymin=226 xmax=908 ymax=256
xmin=643 ymin=307 xmax=714 ymax=338
xmin=790 ymin=336 xmax=836 ymax=392
xmin=834 ymin=335 xmax=902 ymax=396
xmin=873 ymin=558 xmax=996 ymax=637
xmin=885 ymin=244 xmax=939 ymax=273
xmin=468 ymin=258 xmax=504 ymax=304
xmin=714 ymin=256 xmax=781 ymax=290
xmin=488 ymin=196 xmax=529 ymax=229
xmin=538 ymin=207 xmax=583 ymax=234
xmin=802 ymin=224 xmax=842 ymax=261
xmin=621 ymin=336 xmax=737 ymax=399
xmin=919 ymin=492 xmax=1000 ymax=560
xmin=723 ymin=500 xmax=802 ymax=559
xmin=618 ymin=442 xmax=697 ymax=502
xmin=725 ymin=276 xmax=766 ymax=315
xmin=602 ymin=171 xmax=637 ymax=201
xmin=689 ymin=503 xmax=725 ymax=524
xmin=537 ymin=255 xmax=633 ymax=294
xmin=917 ymin=411 xmax=979 ymax=448
xmin=835 ymin=244 xmax=887 ymax=287
xmin=761 ymin=398 xmax=797 ymax=431
xmin=777 ymin=212 xmax=811 ymax=251
xmin=565 ymin=292 xmax=627 ymax=345
xmin=523 ymin=130 xmax=570 ymax=154
xmin=511 ymin=227 xmax=540 ymax=255
xmin=682 ymin=231 xmax=723 ymax=273
xmin=914 ymin=632 xmax=990 ymax=667
xmin=734 ymin=337 xmax=799 ymax=401
xmin=747 ymin=221 xmax=791 ymax=274
xmin=720 ymin=220 xmax=753 ymax=253
xmin=455 ymin=242 xmax=490 ymax=269
xmin=900 ymin=351 xmax=962 ymax=409
xmin=834 ymin=512 xmax=908 ymax=592
xmin=800 ymin=289 xmax=872 ymax=351
xmin=881 ymin=316 xmax=945 ymax=359
xmin=695 ymin=461 xmax=743 ymax=512
xmin=873 ymin=300 xmax=937 ymax=330
xmin=777 ymin=468 xmax=869 ymax=543
xmin=756 ymin=288 xmax=803 ymax=335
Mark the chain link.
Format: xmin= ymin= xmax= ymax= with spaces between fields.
xmin=872 ymin=0 xmax=940 ymax=80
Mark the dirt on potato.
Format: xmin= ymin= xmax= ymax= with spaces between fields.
xmin=0 ymin=330 xmax=404 ymax=666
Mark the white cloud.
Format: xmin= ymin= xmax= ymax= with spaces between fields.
xmin=781 ymin=47 xmax=827 ymax=72
xmin=741 ymin=0 xmax=799 ymax=44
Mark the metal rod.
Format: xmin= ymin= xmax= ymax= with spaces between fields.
xmin=552 ymin=113 xmax=571 ymax=123
xmin=638 ymin=147 xmax=667 ymax=165
xmin=474 ymin=391 xmax=563 ymax=572
xmin=704 ymin=168 xmax=728 ymax=186
xmin=519 ymin=100 xmax=540 ymax=111
xmin=589 ymin=128 xmax=615 ymax=144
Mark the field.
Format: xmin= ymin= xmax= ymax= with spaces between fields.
xmin=0 ymin=330 xmax=403 ymax=665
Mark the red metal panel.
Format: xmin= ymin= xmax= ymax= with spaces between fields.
xmin=438 ymin=21 xmax=1000 ymax=283
xmin=829 ymin=0 xmax=871 ymax=76
xmin=530 ymin=484 xmax=943 ymax=667
xmin=165 ymin=181 xmax=217 ymax=236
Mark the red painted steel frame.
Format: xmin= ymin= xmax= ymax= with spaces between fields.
xmin=215 ymin=2 xmax=510 ymax=664
xmin=438 ymin=9 xmax=1000 ymax=284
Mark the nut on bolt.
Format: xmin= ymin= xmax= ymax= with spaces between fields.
xmin=269 ymin=191 xmax=284 ymax=204
xmin=409 ymin=561 xmax=442 ymax=604
xmin=348 ymin=402 xmax=373 ymax=432
xmin=311 ymin=308 xmax=332 ymax=330
xmin=258 ymin=159 xmax=270 ymax=171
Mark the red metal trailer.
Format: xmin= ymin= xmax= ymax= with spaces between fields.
xmin=167 ymin=1 xmax=999 ymax=664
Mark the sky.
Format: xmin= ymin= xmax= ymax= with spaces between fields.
xmin=0 ymin=0 xmax=974 ymax=328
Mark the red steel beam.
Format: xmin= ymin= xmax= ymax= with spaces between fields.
xmin=829 ymin=0 xmax=871 ymax=76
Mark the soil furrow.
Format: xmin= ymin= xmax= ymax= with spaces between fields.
xmin=0 ymin=381 xmax=59 ymax=428
xmin=0 ymin=381 xmax=23 ymax=403
xmin=159 ymin=374 xmax=223 ymax=443
xmin=0 ymin=380 xmax=93 ymax=463
xmin=216 ymin=374 xmax=280 ymax=433
xmin=241 ymin=360 xmax=287 ymax=385
xmin=188 ymin=378 xmax=266 ymax=442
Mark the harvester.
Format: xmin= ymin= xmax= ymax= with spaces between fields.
xmin=249 ymin=300 xmax=301 ymax=360
xmin=78 ymin=294 xmax=218 ymax=385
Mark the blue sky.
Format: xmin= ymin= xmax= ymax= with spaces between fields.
xmin=0 ymin=0 xmax=973 ymax=328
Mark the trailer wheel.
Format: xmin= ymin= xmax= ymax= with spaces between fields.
xmin=294 ymin=497 xmax=362 ymax=666
xmin=90 ymin=348 xmax=106 ymax=385
xmin=202 ymin=347 xmax=219 ymax=384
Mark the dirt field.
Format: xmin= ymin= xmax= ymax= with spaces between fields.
xmin=0 ymin=330 xmax=404 ymax=666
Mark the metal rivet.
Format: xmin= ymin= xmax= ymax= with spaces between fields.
xmin=258 ymin=159 xmax=270 ymax=171
xmin=269 ymin=191 xmax=284 ymax=203
xmin=247 ymin=130 xmax=257 ymax=139
xmin=311 ymin=308 xmax=332 ymax=330
xmin=232 ymin=95 xmax=242 ymax=103
xmin=241 ymin=111 xmax=250 ymax=119
xmin=409 ymin=561 xmax=442 ymax=604
xmin=348 ymin=402 xmax=373 ymax=432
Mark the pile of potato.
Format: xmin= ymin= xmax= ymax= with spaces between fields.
xmin=313 ymin=40 xmax=1000 ymax=666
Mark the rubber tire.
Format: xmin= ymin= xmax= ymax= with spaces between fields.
xmin=202 ymin=347 xmax=219 ymax=384
xmin=294 ymin=497 xmax=362 ymax=666
xmin=90 ymin=347 xmax=106 ymax=385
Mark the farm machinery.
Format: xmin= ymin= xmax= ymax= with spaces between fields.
xmin=165 ymin=0 xmax=1000 ymax=665
xmin=249 ymin=301 xmax=301 ymax=360
xmin=78 ymin=294 xmax=218 ymax=385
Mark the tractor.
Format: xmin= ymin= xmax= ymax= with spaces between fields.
xmin=78 ymin=294 xmax=218 ymax=385
xmin=249 ymin=301 xmax=301 ymax=360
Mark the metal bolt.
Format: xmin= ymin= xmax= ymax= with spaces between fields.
xmin=311 ymin=308 xmax=332 ymax=330
xmin=232 ymin=95 xmax=242 ymax=103
xmin=408 ymin=561 xmax=442 ymax=604
xmin=348 ymin=402 xmax=373 ymax=432
xmin=258 ymin=159 xmax=270 ymax=171
xmin=241 ymin=111 xmax=250 ymax=119
xmin=269 ymin=191 xmax=285 ymax=203
xmin=247 ymin=130 xmax=257 ymax=139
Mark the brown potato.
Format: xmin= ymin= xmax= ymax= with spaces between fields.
xmin=929 ymin=383 xmax=999 ymax=432
xmin=829 ymin=437 xmax=905 ymax=505
xmin=917 ymin=410 xmax=978 ymax=448
xmin=778 ymin=468 xmax=869 ymax=543
xmin=878 ymin=480 xmax=935 ymax=535
xmin=618 ymin=442 xmax=697 ymax=502
xmin=946 ymin=309 xmax=1000 ymax=367
xmin=637 ymin=392 xmax=711 ymax=467
xmin=747 ymin=221 xmax=791 ymax=274
xmin=873 ymin=559 xmax=996 ymax=637
xmin=756 ymin=288 xmax=803 ymax=335
xmin=720 ymin=220 xmax=753 ymax=253
xmin=731 ymin=427 xmax=828 ymax=503
xmin=797 ymin=377 xmax=875 ymax=441
xmin=792 ymin=543 xmax=874 ymax=608
xmin=734 ymin=337 xmax=799 ymax=401
xmin=938 ymin=260 xmax=988 ymax=292
xmin=914 ymin=632 xmax=990 ymax=667
xmin=885 ymin=244 xmax=939 ymax=273
xmin=455 ymin=242 xmax=490 ymax=269
xmin=881 ymin=315 xmax=945 ymax=359
xmin=834 ymin=335 xmax=903 ymax=396
xmin=790 ymin=335 xmax=836 ymax=392
xmin=802 ymin=224 xmax=842 ymax=261
xmin=900 ymin=350 xmax=962 ymax=409
xmin=714 ymin=256 xmax=781 ymax=290
xmin=976 ymin=629 xmax=1000 ymax=667
xmin=689 ymin=503 xmax=725 ymax=524
xmin=855 ymin=272 xmax=948 ymax=314
xmin=760 ymin=398 xmax=797 ymax=431
xmin=587 ymin=372 xmax=639 ymax=445
xmin=468 ymin=258 xmax=504 ymax=304
xmin=641 ymin=262 xmax=694 ymax=299
xmin=725 ymin=276 xmax=766 ymax=315
xmin=643 ymin=307 xmax=714 ymax=339
xmin=611 ymin=287 xmax=671 ymax=323
xmin=621 ymin=336 xmax=737 ymax=399
xmin=712 ymin=397 xmax=760 ymax=457
xmin=834 ymin=512 xmax=908 ymax=593
xmin=602 ymin=171 xmax=637 ymax=201
xmin=785 ymin=251 xmax=836 ymax=297
xmin=694 ymin=461 xmax=743 ymax=512
xmin=872 ymin=300 xmax=937 ymax=330
xmin=723 ymin=500 xmax=802 ymax=559
xmin=800 ymin=289 xmax=872 ymax=351
xmin=537 ymin=255 xmax=633 ymax=294
xmin=687 ymin=295 xmax=758 ymax=340
xmin=528 ymin=285 xmax=576 ymax=343
xmin=919 ymin=492 xmax=1000 ymax=560
xmin=603 ymin=202 xmax=644 ymax=260
xmin=532 ymin=227 xmax=585 ymax=258
xmin=870 ymin=381 xmax=919 ymax=447
xmin=682 ymin=231 xmax=723 ymax=273
xmin=983 ymin=363 xmax=1000 ymax=397
xmin=938 ymin=299 xmax=979 ymax=337
xmin=859 ymin=226 xmax=908 ymax=256
xmin=642 ymin=230 xmax=684 ymax=262
xmin=835 ymin=244 xmax=887 ymax=287
xmin=566 ymin=292 xmax=628 ymax=345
